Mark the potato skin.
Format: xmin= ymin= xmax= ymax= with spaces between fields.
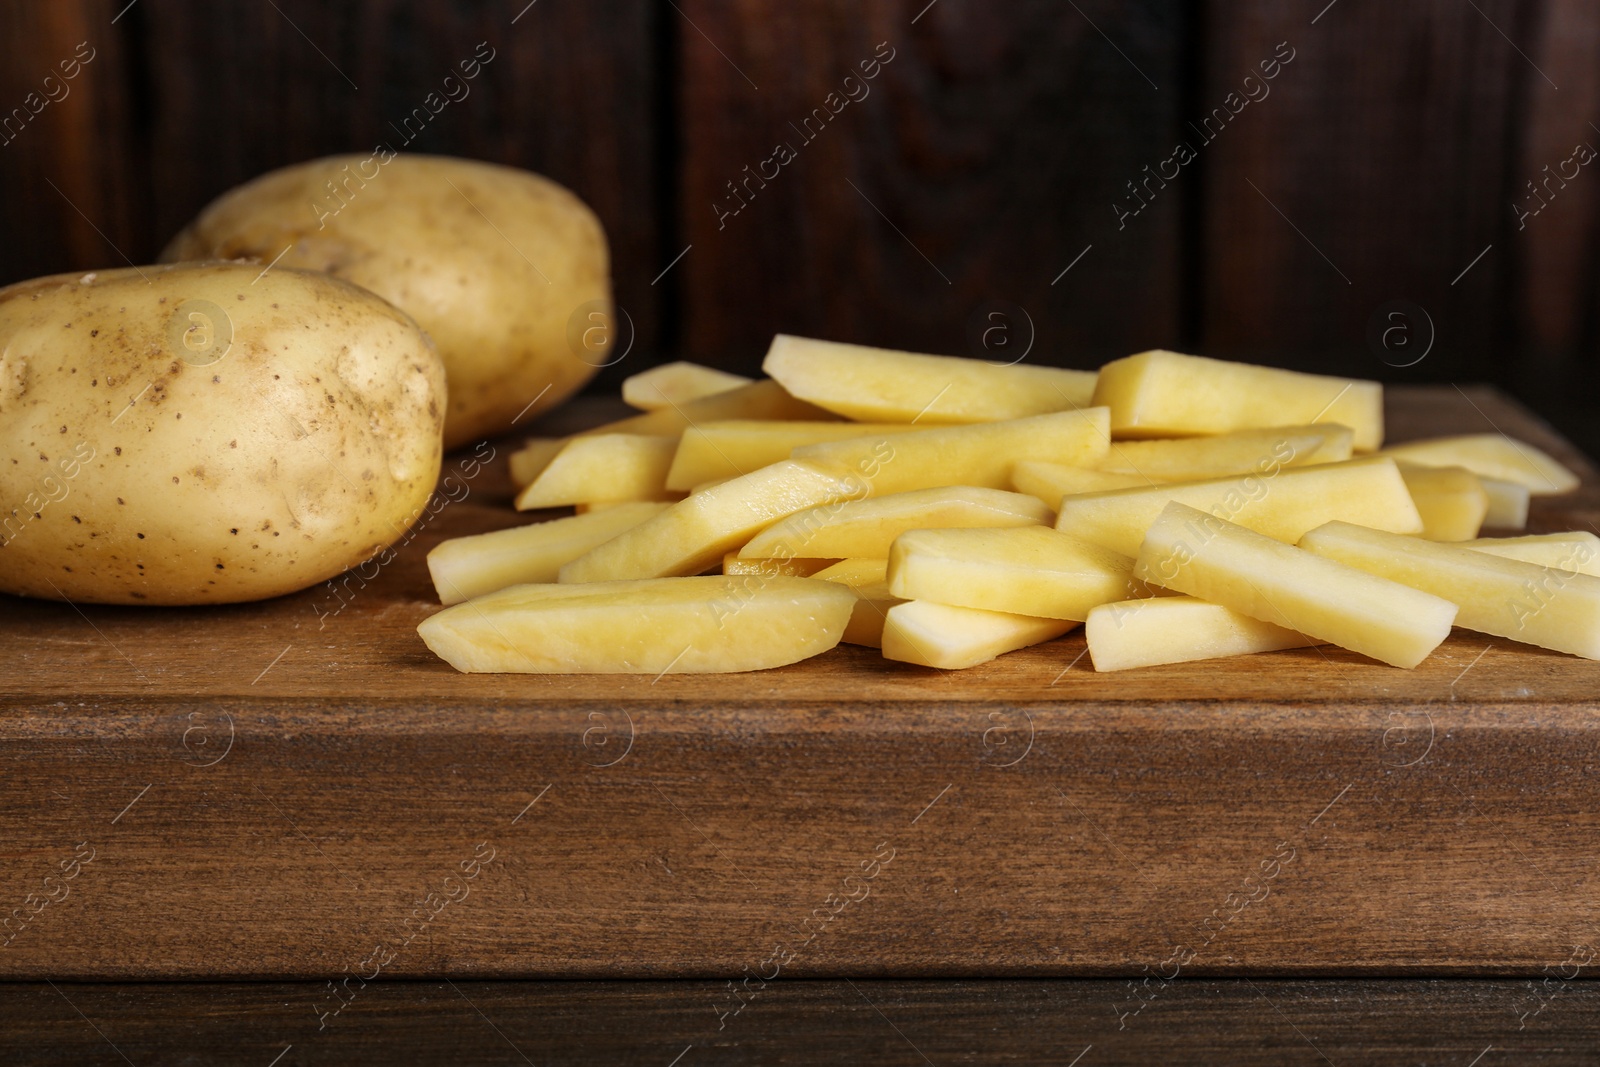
xmin=0 ymin=262 xmax=446 ymax=605
xmin=163 ymin=154 xmax=611 ymax=449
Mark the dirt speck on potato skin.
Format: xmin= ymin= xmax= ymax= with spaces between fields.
xmin=0 ymin=262 xmax=445 ymax=605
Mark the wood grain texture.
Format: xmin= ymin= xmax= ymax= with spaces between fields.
xmin=0 ymin=387 xmax=1596 ymax=980
xmin=3 ymin=978 xmax=1597 ymax=1065
xmin=677 ymin=0 xmax=1185 ymax=369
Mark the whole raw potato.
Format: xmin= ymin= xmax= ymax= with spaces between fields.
xmin=0 ymin=262 xmax=446 ymax=604
xmin=162 ymin=154 xmax=611 ymax=449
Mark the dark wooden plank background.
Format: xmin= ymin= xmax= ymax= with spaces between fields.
xmin=0 ymin=0 xmax=1595 ymax=455
xmin=4 ymin=979 xmax=1597 ymax=1065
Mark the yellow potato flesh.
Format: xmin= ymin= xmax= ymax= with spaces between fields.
xmin=1479 ymin=477 xmax=1529 ymax=530
xmin=1298 ymin=521 xmax=1600 ymax=660
xmin=722 ymin=554 xmax=837 ymax=577
xmin=509 ymin=438 xmax=566 ymax=488
xmin=1055 ymin=456 xmax=1422 ymax=557
xmin=558 ymin=460 xmax=858 ymax=582
xmin=418 ymin=576 xmax=856 ymax=673
xmin=882 ymin=600 xmax=1077 ymax=670
xmin=515 ymin=434 xmax=678 ymax=509
xmin=739 ymin=486 xmax=1051 ymax=560
xmin=764 ymin=334 xmax=1097 ymax=424
xmin=1134 ymin=502 xmax=1456 ymax=668
xmin=1096 ymin=424 xmax=1354 ymax=480
xmin=1396 ymin=463 xmax=1489 ymax=541
xmin=1462 ymin=532 xmax=1600 ymax=576
xmin=1011 ymin=461 xmax=1157 ymax=507
xmin=428 ymin=502 xmax=670 ymax=605
xmin=1380 ymin=433 xmax=1579 ymax=495
xmin=888 ymin=526 xmax=1140 ymax=620
xmin=588 ymin=379 xmax=836 ymax=439
xmin=1085 ymin=595 xmax=1318 ymax=672
xmin=622 ymin=361 xmax=751 ymax=411
xmin=666 ymin=420 xmax=915 ymax=490
xmin=792 ymin=408 xmax=1111 ymax=497
xmin=812 ymin=559 xmax=901 ymax=647
xmin=1093 ymin=350 xmax=1384 ymax=450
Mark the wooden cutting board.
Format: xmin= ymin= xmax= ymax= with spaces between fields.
xmin=1 ymin=385 xmax=1596 ymax=980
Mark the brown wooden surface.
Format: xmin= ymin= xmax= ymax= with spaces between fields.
xmin=678 ymin=0 xmax=1185 ymax=366
xmin=4 ymin=978 xmax=1598 ymax=1065
xmin=4 ymin=2 xmax=1598 ymax=459
xmin=0 ymin=385 xmax=1597 ymax=981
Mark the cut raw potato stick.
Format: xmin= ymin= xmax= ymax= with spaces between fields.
xmin=1085 ymin=595 xmax=1320 ymax=672
xmin=582 ymin=379 xmax=837 ymax=439
xmin=666 ymin=420 xmax=915 ymax=490
xmin=1096 ymin=424 xmax=1355 ymax=480
xmin=722 ymin=554 xmax=838 ymax=577
xmin=740 ymin=486 xmax=1052 ymax=560
xmin=1479 ymin=477 xmax=1530 ymax=530
xmin=881 ymin=600 xmax=1077 ymax=670
xmin=1299 ymin=521 xmax=1600 ymax=660
xmin=888 ymin=526 xmax=1142 ymax=620
xmin=1396 ymin=463 xmax=1489 ymax=541
xmin=792 ymin=408 xmax=1111 ymax=496
xmin=812 ymin=559 xmax=902 ymax=647
xmin=559 ymin=461 xmax=858 ymax=582
xmin=1380 ymin=433 xmax=1579 ymax=495
xmin=764 ymin=334 xmax=1098 ymax=424
xmin=1012 ymin=461 xmax=1157 ymax=507
xmin=1093 ymin=350 xmax=1385 ymax=451
xmin=418 ymin=576 xmax=856 ymax=673
xmin=622 ymin=361 xmax=751 ymax=411
xmin=1055 ymin=456 xmax=1423 ymax=557
xmin=427 ymin=503 xmax=672 ymax=605
xmin=1133 ymin=501 xmax=1457 ymax=668
xmin=1463 ymin=532 xmax=1600 ymax=576
xmin=515 ymin=434 xmax=679 ymax=510
xmin=509 ymin=438 xmax=567 ymax=488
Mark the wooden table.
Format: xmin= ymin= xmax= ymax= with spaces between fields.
xmin=1 ymin=386 xmax=1597 ymax=984
xmin=2 ymin=978 xmax=1598 ymax=1065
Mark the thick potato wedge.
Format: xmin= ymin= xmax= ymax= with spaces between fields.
xmin=1055 ymin=456 xmax=1422 ymax=557
xmin=1134 ymin=502 xmax=1457 ymax=668
xmin=812 ymin=558 xmax=902 ymax=647
xmin=623 ymin=361 xmax=751 ymax=411
xmin=666 ymin=420 xmax=915 ymax=490
xmin=581 ymin=380 xmax=836 ymax=439
xmin=428 ymin=502 xmax=670 ymax=605
xmin=1085 ymin=595 xmax=1319 ymax=672
xmin=559 ymin=461 xmax=858 ymax=582
xmin=882 ymin=600 xmax=1076 ymax=670
xmin=722 ymin=554 xmax=838 ymax=577
xmin=888 ymin=526 xmax=1140 ymax=620
xmin=515 ymin=434 xmax=678 ymax=509
xmin=793 ymin=408 xmax=1110 ymax=496
xmin=418 ymin=576 xmax=856 ymax=673
xmin=764 ymin=334 xmax=1097 ymax=424
xmin=1096 ymin=424 xmax=1354 ymax=480
xmin=509 ymin=438 xmax=567 ymax=488
xmin=1380 ymin=433 xmax=1579 ymax=495
xmin=1299 ymin=521 xmax=1600 ymax=660
xmin=1012 ymin=461 xmax=1156 ymax=506
xmin=1479 ymin=477 xmax=1529 ymax=530
xmin=739 ymin=486 xmax=1051 ymax=560
xmin=1396 ymin=463 xmax=1489 ymax=541
xmin=1094 ymin=350 xmax=1384 ymax=450
xmin=1462 ymin=532 xmax=1600 ymax=576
